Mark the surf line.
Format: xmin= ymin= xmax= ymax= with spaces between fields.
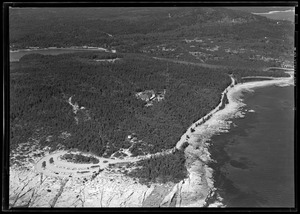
xmin=159 ymin=75 xmax=235 ymax=207
xmin=175 ymin=71 xmax=293 ymax=151
xmin=175 ymin=75 xmax=235 ymax=151
xmin=163 ymin=72 xmax=293 ymax=207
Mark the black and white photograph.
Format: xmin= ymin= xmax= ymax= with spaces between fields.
xmin=3 ymin=2 xmax=297 ymax=210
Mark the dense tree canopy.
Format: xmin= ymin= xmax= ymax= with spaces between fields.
xmin=9 ymin=7 xmax=293 ymax=183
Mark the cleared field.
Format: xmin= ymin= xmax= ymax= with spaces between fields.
xmin=35 ymin=151 xmax=139 ymax=178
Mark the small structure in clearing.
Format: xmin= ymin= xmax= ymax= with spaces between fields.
xmin=135 ymin=89 xmax=166 ymax=107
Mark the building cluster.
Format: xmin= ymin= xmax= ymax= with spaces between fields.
xmin=135 ymin=89 xmax=166 ymax=107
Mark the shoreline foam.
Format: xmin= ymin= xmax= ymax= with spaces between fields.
xmin=9 ymin=71 xmax=293 ymax=207
xmin=10 ymin=46 xmax=114 ymax=53
xmin=170 ymin=72 xmax=293 ymax=207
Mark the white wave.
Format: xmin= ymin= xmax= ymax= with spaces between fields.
xmin=252 ymin=9 xmax=295 ymax=15
xmin=275 ymin=81 xmax=294 ymax=87
xmin=208 ymin=201 xmax=226 ymax=207
xmin=177 ymin=73 xmax=293 ymax=207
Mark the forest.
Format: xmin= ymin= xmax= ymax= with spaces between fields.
xmin=10 ymin=52 xmax=232 ymax=155
xmin=9 ymin=7 xmax=294 ymax=63
xmin=10 ymin=51 xmax=290 ymax=182
xmin=60 ymin=153 xmax=99 ymax=164
xmin=9 ymin=7 xmax=294 ymax=183
xmin=128 ymin=150 xmax=188 ymax=184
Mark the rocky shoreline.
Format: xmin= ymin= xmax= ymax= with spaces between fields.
xmin=9 ymin=71 xmax=293 ymax=208
xmin=166 ymin=71 xmax=293 ymax=207
xmin=10 ymin=46 xmax=116 ymax=53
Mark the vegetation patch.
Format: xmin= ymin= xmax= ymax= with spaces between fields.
xmin=9 ymin=7 xmax=293 ymax=186
xmin=77 ymin=171 xmax=90 ymax=174
xmin=61 ymin=153 xmax=99 ymax=164
xmin=128 ymin=150 xmax=188 ymax=184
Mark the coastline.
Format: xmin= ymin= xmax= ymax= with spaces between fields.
xmin=210 ymin=84 xmax=294 ymax=207
xmin=9 ymin=47 xmax=117 ymax=62
xmin=10 ymin=46 xmax=116 ymax=53
xmin=9 ymin=70 xmax=293 ymax=207
xmin=167 ymin=71 xmax=294 ymax=207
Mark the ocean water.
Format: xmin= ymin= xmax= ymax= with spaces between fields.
xmin=9 ymin=48 xmax=106 ymax=62
xmin=209 ymin=85 xmax=295 ymax=207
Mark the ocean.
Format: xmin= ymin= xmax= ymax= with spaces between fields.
xmin=209 ymin=85 xmax=295 ymax=207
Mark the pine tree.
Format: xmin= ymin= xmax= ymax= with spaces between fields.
xmin=49 ymin=157 xmax=54 ymax=164
xmin=42 ymin=161 xmax=46 ymax=168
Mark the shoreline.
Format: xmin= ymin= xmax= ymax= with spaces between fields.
xmin=168 ymin=71 xmax=293 ymax=207
xmin=209 ymin=84 xmax=294 ymax=207
xmin=10 ymin=46 xmax=116 ymax=53
xmin=9 ymin=70 xmax=293 ymax=207
xmin=9 ymin=47 xmax=117 ymax=63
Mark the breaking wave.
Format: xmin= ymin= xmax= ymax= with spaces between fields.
xmin=252 ymin=9 xmax=295 ymax=15
xmin=186 ymin=74 xmax=293 ymax=207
